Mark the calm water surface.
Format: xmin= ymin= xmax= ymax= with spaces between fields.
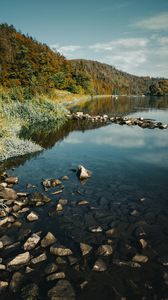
xmin=1 ymin=96 xmax=168 ymax=300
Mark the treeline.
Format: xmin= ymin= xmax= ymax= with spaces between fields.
xmin=0 ymin=23 xmax=92 ymax=99
xmin=70 ymin=59 xmax=162 ymax=95
xmin=0 ymin=23 xmax=167 ymax=99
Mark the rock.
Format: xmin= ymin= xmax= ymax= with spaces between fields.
xmin=5 ymin=177 xmax=18 ymax=185
xmin=77 ymin=165 xmax=92 ymax=180
xmin=0 ymin=182 xmax=7 ymax=189
xmin=131 ymin=209 xmax=139 ymax=216
xmin=31 ymin=192 xmax=51 ymax=205
xmin=56 ymin=203 xmax=63 ymax=211
xmin=58 ymin=199 xmax=68 ymax=206
xmin=0 ymin=217 xmax=9 ymax=226
xmin=45 ymin=263 xmax=58 ymax=274
xmin=9 ymin=272 xmax=23 ymax=292
xmin=27 ymin=212 xmax=39 ymax=221
xmin=80 ymin=243 xmax=92 ymax=256
xmin=8 ymin=252 xmax=30 ymax=267
xmin=139 ymin=238 xmax=147 ymax=249
xmin=68 ymin=256 xmax=78 ymax=266
xmin=51 ymin=179 xmax=62 ymax=187
xmin=80 ymin=281 xmax=88 ymax=289
xmin=97 ymin=245 xmax=113 ymax=256
xmin=62 ymin=176 xmax=69 ymax=181
xmin=31 ymin=253 xmax=47 ymax=264
xmin=113 ymin=259 xmax=141 ymax=268
xmin=93 ymin=259 xmax=107 ymax=272
xmin=0 ymin=281 xmax=8 ymax=292
xmin=25 ymin=266 xmax=34 ymax=273
xmin=77 ymin=200 xmax=89 ymax=206
xmin=50 ymin=244 xmax=73 ymax=256
xmin=48 ymin=280 xmax=75 ymax=299
xmin=42 ymin=179 xmax=62 ymax=189
xmin=47 ymin=272 xmax=66 ymax=281
xmin=0 ymin=188 xmax=17 ymax=200
xmin=23 ymin=233 xmax=40 ymax=250
xmin=21 ymin=283 xmax=39 ymax=300
xmin=0 ymin=264 xmax=6 ymax=270
xmin=132 ymin=254 xmax=148 ymax=263
xmin=55 ymin=257 xmax=67 ymax=265
xmin=41 ymin=232 xmax=57 ymax=248
xmin=89 ymin=226 xmax=103 ymax=233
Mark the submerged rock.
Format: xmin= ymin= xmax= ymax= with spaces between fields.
xmin=0 ymin=188 xmax=17 ymax=200
xmin=23 ymin=233 xmax=40 ymax=250
xmin=50 ymin=244 xmax=73 ymax=256
xmin=93 ymin=259 xmax=107 ymax=272
xmin=27 ymin=212 xmax=39 ymax=222
xmin=45 ymin=263 xmax=58 ymax=275
xmin=41 ymin=232 xmax=57 ymax=248
xmin=31 ymin=252 xmax=47 ymax=264
xmin=97 ymin=245 xmax=113 ymax=256
xmin=9 ymin=271 xmax=23 ymax=292
xmin=77 ymin=165 xmax=92 ymax=180
xmin=46 ymin=272 xmax=66 ymax=281
xmin=48 ymin=280 xmax=75 ymax=300
xmin=132 ymin=254 xmax=148 ymax=263
xmin=8 ymin=252 xmax=30 ymax=267
xmin=0 ymin=281 xmax=8 ymax=292
xmin=80 ymin=243 xmax=92 ymax=256
xmin=5 ymin=176 xmax=18 ymax=185
xmin=21 ymin=283 xmax=39 ymax=300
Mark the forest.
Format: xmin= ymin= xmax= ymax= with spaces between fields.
xmin=0 ymin=23 xmax=167 ymax=100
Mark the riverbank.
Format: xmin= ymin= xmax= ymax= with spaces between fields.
xmin=0 ymin=88 xmax=74 ymax=162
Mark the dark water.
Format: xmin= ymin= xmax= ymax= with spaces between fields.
xmin=1 ymin=96 xmax=168 ymax=299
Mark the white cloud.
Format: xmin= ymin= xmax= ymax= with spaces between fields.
xmin=90 ymin=38 xmax=148 ymax=51
xmin=57 ymin=45 xmax=82 ymax=52
xmin=134 ymin=12 xmax=168 ymax=30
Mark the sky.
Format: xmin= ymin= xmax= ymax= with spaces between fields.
xmin=0 ymin=0 xmax=168 ymax=77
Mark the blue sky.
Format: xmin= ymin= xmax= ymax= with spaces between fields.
xmin=1 ymin=0 xmax=168 ymax=77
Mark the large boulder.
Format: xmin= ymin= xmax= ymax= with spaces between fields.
xmin=41 ymin=232 xmax=57 ymax=248
xmin=23 ymin=233 xmax=40 ymax=250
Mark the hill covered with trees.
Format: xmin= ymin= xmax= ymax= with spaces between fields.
xmin=0 ymin=23 xmax=167 ymax=99
xmin=70 ymin=59 xmax=161 ymax=95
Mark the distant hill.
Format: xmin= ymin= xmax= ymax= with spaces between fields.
xmin=70 ymin=59 xmax=162 ymax=95
xmin=0 ymin=23 xmax=167 ymax=98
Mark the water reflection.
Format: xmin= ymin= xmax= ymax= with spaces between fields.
xmin=69 ymin=95 xmax=168 ymax=116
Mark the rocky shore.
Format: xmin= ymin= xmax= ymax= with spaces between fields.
xmin=0 ymin=168 xmax=168 ymax=299
xmin=67 ymin=111 xmax=168 ymax=130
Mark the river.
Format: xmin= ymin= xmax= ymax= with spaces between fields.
xmin=0 ymin=95 xmax=168 ymax=300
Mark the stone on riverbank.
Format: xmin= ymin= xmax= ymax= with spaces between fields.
xmin=132 ymin=254 xmax=148 ymax=263
xmin=0 ymin=187 xmax=17 ymax=200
